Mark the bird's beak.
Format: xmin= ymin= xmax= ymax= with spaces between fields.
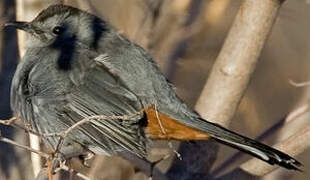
xmin=5 ymin=21 xmax=31 ymax=33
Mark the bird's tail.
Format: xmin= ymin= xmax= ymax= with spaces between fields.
xmin=195 ymin=117 xmax=302 ymax=170
xmin=145 ymin=107 xmax=302 ymax=170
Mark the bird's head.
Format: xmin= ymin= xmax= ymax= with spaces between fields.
xmin=5 ymin=4 xmax=108 ymax=49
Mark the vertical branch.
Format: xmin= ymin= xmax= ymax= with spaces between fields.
xmin=168 ymin=0 xmax=287 ymax=179
xmin=16 ymin=0 xmax=44 ymax=177
xmin=195 ymin=0 xmax=285 ymax=127
xmin=16 ymin=0 xmax=25 ymax=57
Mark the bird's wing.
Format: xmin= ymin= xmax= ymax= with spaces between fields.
xmin=12 ymin=47 xmax=147 ymax=157
xmin=61 ymin=51 xmax=147 ymax=157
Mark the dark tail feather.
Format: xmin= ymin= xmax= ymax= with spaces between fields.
xmin=192 ymin=118 xmax=302 ymax=170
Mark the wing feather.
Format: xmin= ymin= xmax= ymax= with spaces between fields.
xmin=12 ymin=47 xmax=147 ymax=157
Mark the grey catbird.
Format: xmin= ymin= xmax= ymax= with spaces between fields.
xmin=7 ymin=4 xmax=301 ymax=170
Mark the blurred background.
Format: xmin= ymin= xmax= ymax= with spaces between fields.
xmin=0 ymin=0 xmax=309 ymax=179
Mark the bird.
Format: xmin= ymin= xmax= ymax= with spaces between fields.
xmin=7 ymin=4 xmax=301 ymax=173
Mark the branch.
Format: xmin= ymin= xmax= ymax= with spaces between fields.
xmin=168 ymin=0 xmax=288 ymax=179
xmin=0 ymin=116 xmax=18 ymax=125
xmin=195 ymin=0 xmax=285 ymax=127
xmin=0 ymin=116 xmax=43 ymax=137
xmin=0 ymin=133 xmax=48 ymax=158
xmin=16 ymin=0 xmax=44 ymax=177
xmin=0 ymin=122 xmax=92 ymax=180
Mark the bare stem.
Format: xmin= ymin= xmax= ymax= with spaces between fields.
xmin=0 ymin=135 xmax=48 ymax=158
xmin=195 ymin=0 xmax=285 ymax=127
xmin=168 ymin=0 xmax=288 ymax=178
xmin=0 ymin=116 xmax=43 ymax=136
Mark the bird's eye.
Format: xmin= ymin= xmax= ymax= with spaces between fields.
xmin=52 ymin=26 xmax=64 ymax=35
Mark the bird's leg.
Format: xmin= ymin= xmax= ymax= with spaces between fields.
xmin=48 ymin=142 xmax=88 ymax=174
xmin=79 ymin=151 xmax=95 ymax=168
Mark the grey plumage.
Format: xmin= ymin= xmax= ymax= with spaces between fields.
xmin=9 ymin=5 xmax=301 ymax=170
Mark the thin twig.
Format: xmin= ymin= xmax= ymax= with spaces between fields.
xmin=289 ymin=79 xmax=310 ymax=87
xmin=0 ymin=116 xmax=43 ymax=136
xmin=0 ymin=134 xmax=48 ymax=158
xmin=0 ymin=129 xmax=91 ymax=180
xmin=154 ymin=104 xmax=167 ymax=136
xmin=1 ymin=109 xmax=148 ymax=179
xmin=0 ymin=116 xmax=18 ymax=125
xmin=47 ymin=110 xmax=145 ymax=155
